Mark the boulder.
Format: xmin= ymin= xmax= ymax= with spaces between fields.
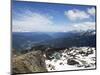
xmin=67 ymin=59 xmax=79 ymax=65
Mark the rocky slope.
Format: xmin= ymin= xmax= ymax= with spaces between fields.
xmin=45 ymin=47 xmax=96 ymax=71
xmin=12 ymin=46 xmax=96 ymax=74
xmin=12 ymin=50 xmax=47 ymax=74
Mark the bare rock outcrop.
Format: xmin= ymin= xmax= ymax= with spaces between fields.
xmin=12 ymin=50 xmax=47 ymax=74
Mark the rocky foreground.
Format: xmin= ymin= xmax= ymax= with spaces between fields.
xmin=12 ymin=50 xmax=47 ymax=74
xmin=45 ymin=47 xmax=96 ymax=71
xmin=12 ymin=47 xmax=96 ymax=74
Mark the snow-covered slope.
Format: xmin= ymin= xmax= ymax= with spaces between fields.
xmin=45 ymin=47 xmax=96 ymax=71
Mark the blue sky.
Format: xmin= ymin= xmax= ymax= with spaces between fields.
xmin=12 ymin=1 xmax=96 ymax=32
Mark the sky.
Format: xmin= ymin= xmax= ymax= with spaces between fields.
xmin=12 ymin=0 xmax=96 ymax=32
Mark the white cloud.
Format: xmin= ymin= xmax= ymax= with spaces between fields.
xmin=13 ymin=10 xmax=53 ymax=32
xmin=64 ymin=9 xmax=90 ymax=21
xmin=13 ymin=10 xmax=68 ymax=32
xmin=87 ymin=7 xmax=95 ymax=16
xmin=13 ymin=10 xmax=95 ymax=32
xmin=60 ymin=22 xmax=95 ymax=32
xmin=72 ymin=22 xmax=95 ymax=31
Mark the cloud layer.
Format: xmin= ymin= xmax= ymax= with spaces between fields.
xmin=13 ymin=7 xmax=95 ymax=32
xmin=64 ymin=7 xmax=95 ymax=21
xmin=13 ymin=10 xmax=67 ymax=32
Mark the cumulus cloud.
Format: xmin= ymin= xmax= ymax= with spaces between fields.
xmin=87 ymin=7 xmax=95 ymax=16
xmin=64 ymin=9 xmax=90 ymax=21
xmin=65 ymin=7 xmax=96 ymax=21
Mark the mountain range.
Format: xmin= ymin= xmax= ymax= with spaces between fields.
xmin=12 ymin=30 xmax=96 ymax=51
